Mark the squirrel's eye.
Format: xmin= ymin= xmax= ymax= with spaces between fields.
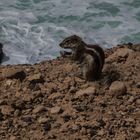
xmin=67 ymin=40 xmax=70 ymax=43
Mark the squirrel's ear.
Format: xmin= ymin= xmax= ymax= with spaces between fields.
xmin=73 ymin=35 xmax=77 ymax=38
xmin=74 ymin=35 xmax=81 ymax=39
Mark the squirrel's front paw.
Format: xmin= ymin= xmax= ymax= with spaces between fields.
xmin=60 ymin=50 xmax=72 ymax=57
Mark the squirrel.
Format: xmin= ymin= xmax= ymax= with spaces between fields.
xmin=59 ymin=35 xmax=105 ymax=81
xmin=0 ymin=43 xmax=4 ymax=64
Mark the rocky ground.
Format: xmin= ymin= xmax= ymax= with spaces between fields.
xmin=0 ymin=44 xmax=140 ymax=140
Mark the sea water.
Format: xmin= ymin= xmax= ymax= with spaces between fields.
xmin=0 ymin=0 xmax=140 ymax=64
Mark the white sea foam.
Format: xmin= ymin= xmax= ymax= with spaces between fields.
xmin=0 ymin=0 xmax=140 ymax=65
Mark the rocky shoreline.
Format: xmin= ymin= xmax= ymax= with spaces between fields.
xmin=0 ymin=44 xmax=140 ymax=140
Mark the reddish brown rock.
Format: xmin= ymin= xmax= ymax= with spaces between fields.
xmin=48 ymin=92 xmax=63 ymax=100
xmin=9 ymin=136 xmax=17 ymax=140
xmin=27 ymin=73 xmax=42 ymax=82
xmin=109 ymin=81 xmax=126 ymax=96
xmin=1 ymin=68 xmax=26 ymax=80
xmin=135 ymin=126 xmax=140 ymax=133
xmin=106 ymin=48 xmax=133 ymax=63
xmin=76 ymin=86 xmax=96 ymax=97
xmin=0 ymin=44 xmax=139 ymax=139
xmin=0 ymin=105 xmax=14 ymax=115
xmin=32 ymin=105 xmax=46 ymax=114
xmin=136 ymin=99 xmax=140 ymax=105
xmin=38 ymin=117 xmax=48 ymax=124
xmin=50 ymin=106 xmax=62 ymax=114
xmin=64 ymin=63 xmax=74 ymax=72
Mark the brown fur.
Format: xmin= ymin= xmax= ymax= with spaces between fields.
xmin=59 ymin=35 xmax=105 ymax=81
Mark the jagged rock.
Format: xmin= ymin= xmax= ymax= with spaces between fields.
xmin=109 ymin=81 xmax=126 ymax=96
xmin=115 ymin=133 xmax=126 ymax=140
xmin=127 ymin=43 xmax=140 ymax=51
xmin=136 ymin=99 xmax=140 ymax=105
xmin=136 ymin=82 xmax=140 ymax=88
xmin=27 ymin=73 xmax=44 ymax=83
xmin=48 ymin=92 xmax=63 ymax=100
xmin=0 ymin=44 xmax=139 ymax=139
xmin=135 ymin=126 xmax=140 ymax=133
xmin=64 ymin=63 xmax=74 ymax=72
xmin=5 ymin=79 xmax=13 ymax=86
xmin=115 ymin=48 xmax=133 ymax=58
xmin=127 ymin=96 xmax=134 ymax=104
xmin=69 ymin=86 xmax=77 ymax=93
xmin=97 ymin=129 xmax=105 ymax=136
xmin=106 ymin=48 xmax=133 ymax=63
xmin=22 ymin=94 xmax=33 ymax=102
xmin=32 ymin=105 xmax=46 ymax=114
xmin=0 ymin=105 xmax=14 ymax=115
xmin=42 ymin=121 xmax=51 ymax=131
xmin=9 ymin=136 xmax=17 ymax=140
xmin=50 ymin=106 xmax=62 ymax=114
xmin=21 ymin=115 xmax=32 ymax=125
xmin=14 ymin=109 xmax=20 ymax=117
xmin=76 ymin=86 xmax=96 ymax=97
xmin=45 ymin=82 xmax=58 ymax=90
xmin=1 ymin=68 xmax=26 ymax=80
xmin=38 ymin=117 xmax=48 ymax=124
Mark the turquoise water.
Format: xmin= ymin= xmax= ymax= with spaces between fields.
xmin=0 ymin=0 xmax=140 ymax=64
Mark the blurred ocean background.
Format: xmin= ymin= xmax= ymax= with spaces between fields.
xmin=0 ymin=0 xmax=140 ymax=64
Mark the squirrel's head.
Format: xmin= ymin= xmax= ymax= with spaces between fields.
xmin=59 ymin=35 xmax=83 ymax=49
